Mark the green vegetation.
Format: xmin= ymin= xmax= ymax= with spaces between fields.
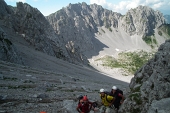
xmin=108 ymin=27 xmax=112 ymax=32
xmin=96 ymin=50 xmax=154 ymax=74
xmin=125 ymin=16 xmax=131 ymax=24
xmin=158 ymin=31 xmax=162 ymax=36
xmin=143 ymin=36 xmax=152 ymax=45
xmin=136 ymin=77 xmax=143 ymax=84
xmin=158 ymin=24 xmax=170 ymax=37
xmin=129 ymin=93 xmax=142 ymax=105
xmin=142 ymin=35 xmax=158 ymax=48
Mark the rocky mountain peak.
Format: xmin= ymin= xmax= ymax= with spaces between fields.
xmin=121 ymin=5 xmax=165 ymax=37
xmin=0 ymin=1 xmax=90 ymax=65
xmin=0 ymin=0 xmax=13 ymax=19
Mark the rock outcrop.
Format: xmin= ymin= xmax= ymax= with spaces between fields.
xmin=0 ymin=27 xmax=23 ymax=64
xmin=0 ymin=0 xmax=89 ymax=65
xmin=121 ymin=6 xmax=165 ymax=37
xmin=46 ymin=2 xmax=121 ymax=54
xmin=119 ymin=40 xmax=170 ymax=113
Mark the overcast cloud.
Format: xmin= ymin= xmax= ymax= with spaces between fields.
xmin=90 ymin=0 xmax=170 ymax=15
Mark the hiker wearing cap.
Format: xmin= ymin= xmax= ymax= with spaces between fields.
xmin=110 ymin=86 xmax=124 ymax=110
xmin=76 ymin=95 xmax=93 ymax=113
xmin=99 ymin=89 xmax=114 ymax=113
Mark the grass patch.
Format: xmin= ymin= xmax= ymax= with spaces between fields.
xmin=129 ymin=93 xmax=142 ymax=105
xmin=142 ymin=35 xmax=158 ymax=48
xmin=158 ymin=24 xmax=170 ymax=37
xmin=97 ymin=51 xmax=154 ymax=74
xmin=143 ymin=36 xmax=152 ymax=45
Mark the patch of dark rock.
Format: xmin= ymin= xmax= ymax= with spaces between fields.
xmin=37 ymin=94 xmax=49 ymax=99
xmin=38 ymin=99 xmax=52 ymax=103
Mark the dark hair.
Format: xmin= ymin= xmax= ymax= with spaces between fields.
xmin=78 ymin=95 xmax=83 ymax=100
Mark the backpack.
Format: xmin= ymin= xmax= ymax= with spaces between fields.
xmin=100 ymin=92 xmax=114 ymax=103
xmin=117 ymin=89 xmax=123 ymax=95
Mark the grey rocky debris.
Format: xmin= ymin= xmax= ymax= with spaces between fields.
xmin=119 ymin=39 xmax=170 ymax=113
xmin=0 ymin=59 xmax=128 ymax=113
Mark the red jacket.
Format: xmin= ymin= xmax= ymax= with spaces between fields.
xmin=77 ymin=101 xmax=92 ymax=113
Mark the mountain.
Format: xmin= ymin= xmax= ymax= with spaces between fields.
xmin=0 ymin=0 xmax=89 ymax=65
xmin=0 ymin=0 xmax=170 ymax=112
xmin=164 ymin=15 xmax=170 ymax=24
xmin=121 ymin=5 xmax=165 ymax=37
xmin=46 ymin=3 xmax=166 ymax=60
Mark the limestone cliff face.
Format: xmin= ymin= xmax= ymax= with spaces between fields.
xmin=46 ymin=3 xmax=165 ymax=58
xmin=0 ymin=0 xmax=89 ymax=65
xmin=120 ymin=5 xmax=165 ymax=37
xmin=46 ymin=3 xmax=121 ymax=54
xmin=119 ymin=40 xmax=170 ymax=113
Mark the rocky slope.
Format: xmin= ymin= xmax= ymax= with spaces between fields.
xmin=0 ymin=26 xmax=23 ymax=64
xmin=0 ymin=0 xmax=89 ymax=65
xmin=0 ymin=56 xmax=128 ymax=113
xmin=119 ymin=40 xmax=170 ymax=113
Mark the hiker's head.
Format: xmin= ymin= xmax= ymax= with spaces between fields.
xmin=99 ymin=88 xmax=105 ymax=96
xmin=112 ymin=86 xmax=117 ymax=93
xmin=83 ymin=96 xmax=88 ymax=103
xmin=78 ymin=95 xmax=84 ymax=103
xmin=78 ymin=95 xmax=83 ymax=100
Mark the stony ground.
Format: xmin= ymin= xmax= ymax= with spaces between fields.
xmin=0 ymin=60 xmax=128 ymax=113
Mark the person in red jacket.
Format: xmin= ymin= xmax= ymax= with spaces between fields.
xmin=76 ymin=96 xmax=93 ymax=113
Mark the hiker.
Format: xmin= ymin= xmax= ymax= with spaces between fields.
xmin=77 ymin=95 xmax=84 ymax=105
xmin=77 ymin=95 xmax=93 ymax=113
xmin=110 ymin=86 xmax=124 ymax=110
xmin=99 ymin=88 xmax=114 ymax=113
